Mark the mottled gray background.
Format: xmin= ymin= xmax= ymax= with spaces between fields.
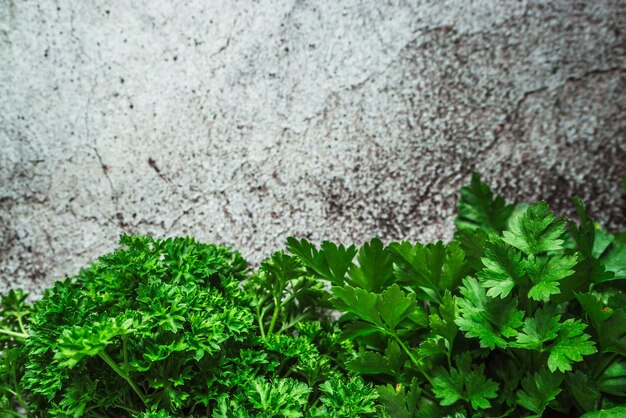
xmin=1 ymin=0 xmax=625 ymax=295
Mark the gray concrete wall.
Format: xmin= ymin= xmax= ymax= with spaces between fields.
xmin=1 ymin=0 xmax=625 ymax=295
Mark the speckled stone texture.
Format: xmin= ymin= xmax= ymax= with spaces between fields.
xmin=1 ymin=1 xmax=625 ymax=295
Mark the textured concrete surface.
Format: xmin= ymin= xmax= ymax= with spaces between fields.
xmin=1 ymin=1 xmax=626 ymax=295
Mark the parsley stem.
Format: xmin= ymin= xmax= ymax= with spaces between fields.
xmin=98 ymin=351 xmax=148 ymax=407
xmin=266 ymin=296 xmax=281 ymax=337
xmin=114 ymin=403 xmax=141 ymax=415
xmin=0 ymin=329 xmax=28 ymax=340
xmin=17 ymin=316 xmax=27 ymax=336
xmin=4 ymin=387 xmax=27 ymax=412
xmin=308 ymin=396 xmax=321 ymax=410
xmin=393 ymin=335 xmax=434 ymax=386
xmin=256 ymin=304 xmax=266 ymax=339
xmin=8 ymin=387 xmax=27 ymax=411
xmin=122 ymin=335 xmax=129 ymax=372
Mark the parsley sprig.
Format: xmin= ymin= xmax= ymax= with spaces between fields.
xmin=1 ymin=174 xmax=624 ymax=417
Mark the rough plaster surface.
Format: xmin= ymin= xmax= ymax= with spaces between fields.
xmin=1 ymin=0 xmax=626 ymax=295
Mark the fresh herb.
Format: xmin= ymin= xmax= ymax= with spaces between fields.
xmin=1 ymin=236 xmax=377 ymax=417
xmin=1 ymin=174 xmax=624 ymax=417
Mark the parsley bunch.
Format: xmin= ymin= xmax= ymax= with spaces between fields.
xmin=0 ymin=236 xmax=377 ymax=417
xmin=1 ymin=173 xmax=625 ymax=417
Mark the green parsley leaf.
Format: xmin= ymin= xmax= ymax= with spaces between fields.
xmin=310 ymin=376 xmax=379 ymax=417
xmin=577 ymin=293 xmax=626 ymax=356
xmin=477 ymin=239 xmax=524 ymax=298
xmin=376 ymin=378 xmax=428 ymax=418
xmin=455 ymin=277 xmax=524 ymax=349
xmin=455 ymin=172 xmax=514 ymax=233
xmin=503 ymin=201 xmax=567 ymax=256
xmin=245 ymin=377 xmax=311 ymax=418
xmin=601 ymin=232 xmax=626 ymax=281
xmin=332 ymin=284 xmax=417 ymax=333
xmin=346 ymin=341 xmax=404 ymax=377
xmin=547 ymin=318 xmax=597 ymax=372
xmin=524 ymin=253 xmax=578 ymax=301
xmin=597 ymin=358 xmax=626 ymax=397
xmin=432 ymin=353 xmax=498 ymax=410
xmin=347 ymin=238 xmax=394 ymax=292
xmin=566 ymin=370 xmax=601 ymax=411
xmin=512 ymin=306 xmax=560 ymax=350
xmin=390 ymin=240 xmax=467 ymax=302
xmin=287 ymin=238 xmax=356 ymax=285
xmin=516 ymin=368 xmax=563 ymax=416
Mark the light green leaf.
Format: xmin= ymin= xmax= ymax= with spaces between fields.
xmin=377 ymin=284 xmax=416 ymax=331
xmin=286 ymin=237 xmax=356 ymax=285
xmin=512 ymin=307 xmax=560 ymax=350
xmin=312 ymin=377 xmax=378 ymax=417
xmin=246 ymin=377 xmax=311 ymax=417
xmin=516 ymin=368 xmax=563 ymax=416
xmin=390 ymin=241 xmax=468 ymax=301
xmin=524 ymin=254 xmax=578 ymax=301
xmin=331 ymin=285 xmax=380 ymax=327
xmin=455 ymin=172 xmax=514 ymax=233
xmin=503 ymin=201 xmax=567 ymax=256
xmin=432 ymin=353 xmax=498 ymax=410
xmin=455 ymin=278 xmax=523 ymax=349
xmin=477 ymin=239 xmax=524 ymax=298
xmin=348 ymin=238 xmax=394 ymax=292
xmin=547 ymin=318 xmax=596 ymax=372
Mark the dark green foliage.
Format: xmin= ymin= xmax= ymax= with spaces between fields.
xmin=1 ymin=236 xmax=377 ymax=417
xmin=1 ymin=173 xmax=624 ymax=417
xmin=455 ymin=172 xmax=515 ymax=233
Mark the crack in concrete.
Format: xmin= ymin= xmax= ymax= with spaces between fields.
xmin=212 ymin=16 xmax=237 ymax=57
xmin=166 ymin=206 xmax=193 ymax=235
xmin=483 ymin=66 xmax=626 ymax=158
xmin=147 ymin=157 xmax=170 ymax=183
xmin=84 ymin=75 xmax=117 ymax=204
xmin=91 ymin=145 xmax=117 ymax=200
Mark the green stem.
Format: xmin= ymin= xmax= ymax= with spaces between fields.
xmin=1 ymin=386 xmax=27 ymax=412
xmin=122 ymin=335 xmax=129 ymax=372
xmin=7 ymin=387 xmax=27 ymax=411
xmin=114 ymin=403 xmax=141 ymax=415
xmin=256 ymin=304 xmax=266 ymax=339
xmin=445 ymin=333 xmax=455 ymax=370
xmin=17 ymin=316 xmax=27 ymax=336
xmin=393 ymin=334 xmax=434 ymax=386
xmin=0 ymin=329 xmax=28 ymax=340
xmin=308 ymin=396 xmax=321 ymax=410
xmin=98 ymin=351 xmax=148 ymax=407
xmin=266 ymin=296 xmax=281 ymax=337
